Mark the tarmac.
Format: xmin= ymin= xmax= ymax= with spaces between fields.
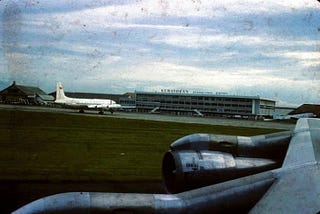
xmin=0 ymin=104 xmax=295 ymax=130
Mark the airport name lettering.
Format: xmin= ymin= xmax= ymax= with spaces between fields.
xmin=160 ymin=89 xmax=223 ymax=95
xmin=161 ymin=89 xmax=189 ymax=94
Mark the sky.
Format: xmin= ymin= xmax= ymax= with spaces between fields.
xmin=0 ymin=0 xmax=319 ymax=107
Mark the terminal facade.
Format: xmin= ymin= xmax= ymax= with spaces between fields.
xmin=135 ymin=91 xmax=275 ymax=119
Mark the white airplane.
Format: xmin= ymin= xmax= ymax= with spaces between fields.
xmin=54 ymin=82 xmax=121 ymax=114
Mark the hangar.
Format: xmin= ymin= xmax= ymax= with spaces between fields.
xmin=135 ymin=91 xmax=275 ymax=119
xmin=0 ymin=81 xmax=54 ymax=105
xmin=289 ymin=104 xmax=320 ymax=118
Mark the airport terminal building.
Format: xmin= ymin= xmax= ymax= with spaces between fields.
xmin=0 ymin=82 xmax=276 ymax=119
xmin=135 ymin=91 xmax=275 ymax=119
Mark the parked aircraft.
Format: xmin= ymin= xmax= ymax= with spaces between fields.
xmin=273 ymin=112 xmax=316 ymax=120
xmin=54 ymin=82 xmax=121 ymax=114
xmin=14 ymin=118 xmax=320 ymax=213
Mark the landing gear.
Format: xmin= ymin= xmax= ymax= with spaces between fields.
xmin=79 ymin=109 xmax=85 ymax=113
xmin=110 ymin=109 xmax=114 ymax=114
xmin=99 ymin=110 xmax=104 ymax=115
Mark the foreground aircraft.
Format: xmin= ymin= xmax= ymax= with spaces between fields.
xmin=14 ymin=118 xmax=320 ymax=213
xmin=54 ymin=82 xmax=121 ymax=114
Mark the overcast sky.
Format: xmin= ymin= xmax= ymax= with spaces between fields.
xmin=0 ymin=0 xmax=319 ymax=106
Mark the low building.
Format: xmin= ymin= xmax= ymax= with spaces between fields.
xmin=273 ymin=106 xmax=297 ymax=119
xmin=135 ymin=91 xmax=275 ymax=119
xmin=275 ymin=106 xmax=296 ymax=116
xmin=0 ymin=81 xmax=54 ymax=105
xmin=119 ymin=92 xmax=136 ymax=109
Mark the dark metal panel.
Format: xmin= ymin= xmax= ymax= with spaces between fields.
xmin=250 ymin=165 xmax=320 ymax=214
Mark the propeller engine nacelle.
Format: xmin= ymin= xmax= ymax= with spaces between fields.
xmin=162 ymin=131 xmax=292 ymax=193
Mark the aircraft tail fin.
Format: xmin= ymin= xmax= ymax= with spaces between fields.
xmin=56 ymin=82 xmax=67 ymax=101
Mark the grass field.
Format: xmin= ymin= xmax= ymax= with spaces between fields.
xmin=0 ymin=108 xmax=287 ymax=213
xmin=0 ymin=108 xmax=282 ymax=182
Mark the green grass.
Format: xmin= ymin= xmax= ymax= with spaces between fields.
xmin=0 ymin=109 xmax=281 ymax=182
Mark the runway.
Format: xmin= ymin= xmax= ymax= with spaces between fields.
xmin=0 ymin=104 xmax=295 ymax=130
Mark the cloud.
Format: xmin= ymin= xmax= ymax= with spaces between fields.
xmin=114 ymin=61 xmax=312 ymax=91
xmin=151 ymin=33 xmax=267 ymax=49
xmin=76 ymin=0 xmax=319 ymax=19
xmin=0 ymin=0 xmax=319 ymax=106
xmin=4 ymin=0 xmax=317 ymax=18
xmin=282 ymin=51 xmax=320 ymax=67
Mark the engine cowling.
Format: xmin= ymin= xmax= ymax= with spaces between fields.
xmin=162 ymin=131 xmax=292 ymax=193
xmin=163 ymin=150 xmax=277 ymax=193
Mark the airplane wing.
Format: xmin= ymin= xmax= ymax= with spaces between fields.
xmin=250 ymin=118 xmax=320 ymax=213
